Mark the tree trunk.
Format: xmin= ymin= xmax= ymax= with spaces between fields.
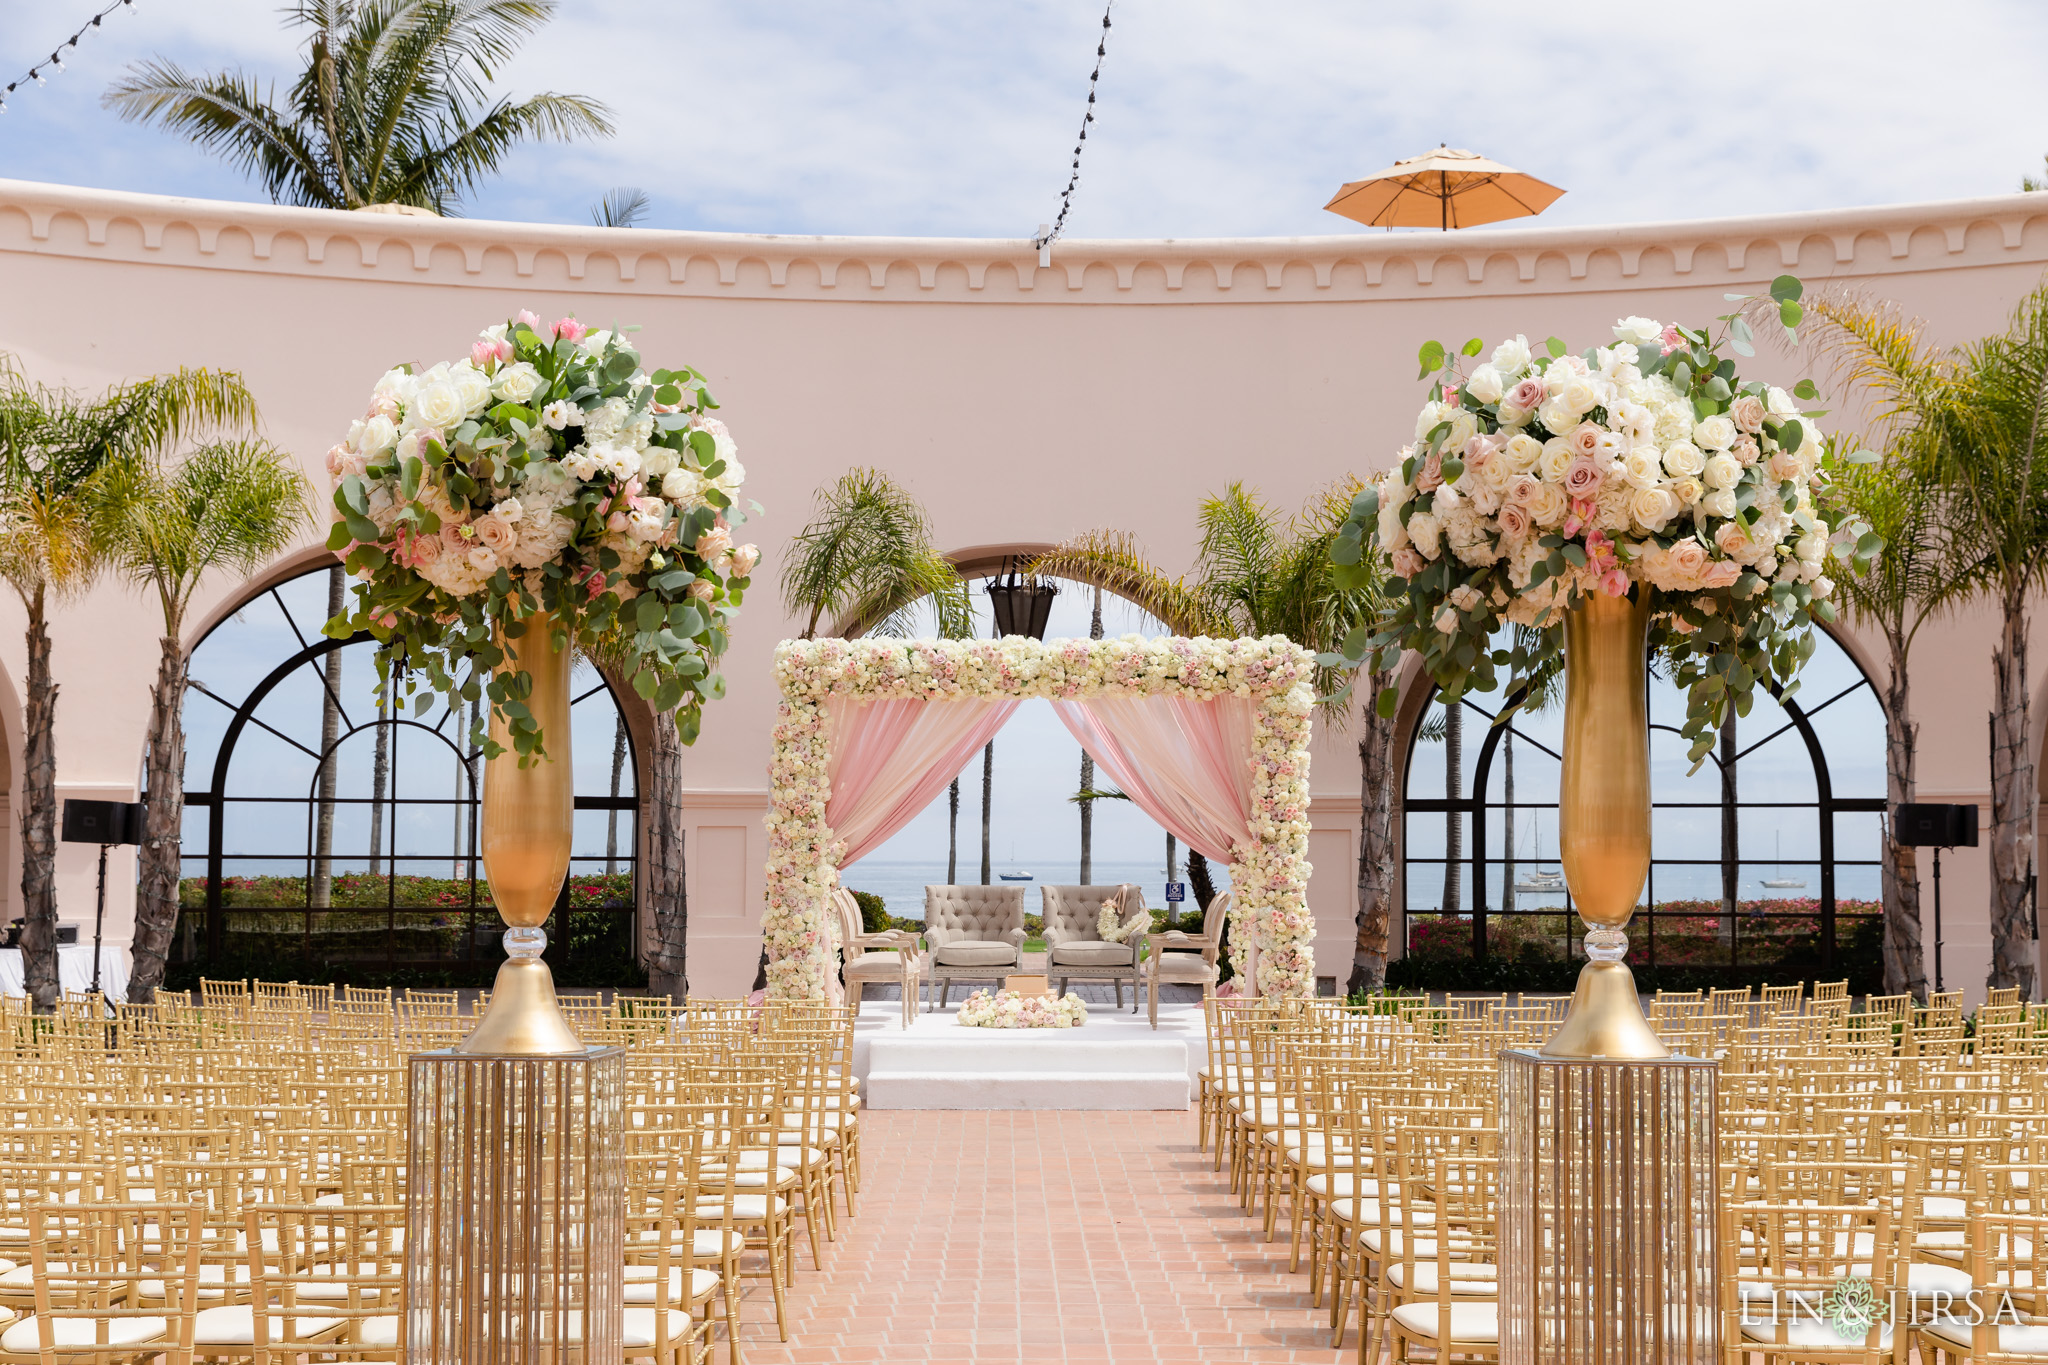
xmin=1989 ymin=586 xmax=2036 ymax=996
xmin=979 ymin=741 xmax=993 ymax=885
xmin=310 ymin=567 xmax=344 ymax=908
xmin=127 ymin=631 xmax=189 ymax=1004
xmin=1349 ymin=671 xmax=1397 ymax=995
xmin=1441 ymin=701 xmax=1463 ymax=915
xmin=1880 ymin=638 xmax=1926 ymax=1000
xmin=367 ymin=691 xmax=388 ymax=878
xmin=1187 ymin=850 xmax=1216 ymax=920
xmin=1078 ymin=584 xmax=1101 ymax=885
xmin=1165 ymin=833 xmax=1178 ymax=930
xmin=1502 ymin=728 xmax=1516 ymax=917
xmin=947 ymin=777 xmax=959 ymax=883
xmin=18 ymin=587 xmax=59 ymax=1012
xmin=605 ymin=712 xmax=627 ymax=877
xmin=1720 ymin=712 xmax=1738 ymax=945
xmin=644 ymin=710 xmax=689 ymax=1002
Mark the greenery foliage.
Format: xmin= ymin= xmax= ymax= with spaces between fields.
xmin=779 ymin=468 xmax=971 ymax=640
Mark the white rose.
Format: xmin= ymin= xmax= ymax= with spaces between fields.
xmin=1797 ymin=533 xmax=1826 ymax=566
xmin=1525 ymin=481 xmax=1568 ymax=528
xmin=641 ymin=447 xmax=678 ymax=480
xmin=1623 ymin=448 xmax=1664 ymax=490
xmin=1407 ymin=512 xmax=1442 ymax=557
xmin=1701 ymin=489 xmax=1738 ymax=519
xmin=1491 ymin=335 xmax=1532 ymax=377
xmin=1443 ymin=411 xmax=1479 ymax=452
xmin=491 ymin=362 xmax=545 ymax=405
xmin=1377 ymin=495 xmax=1410 ymax=551
xmin=1614 ymin=315 xmax=1663 ymax=345
xmin=1538 ymin=438 xmax=1574 ymax=482
xmin=1561 ymin=377 xmax=1602 ymax=415
xmin=1434 ymin=607 xmax=1460 ymax=634
xmin=358 ymin=415 xmax=397 ymax=457
xmin=662 ymin=467 xmax=706 ymax=505
xmin=1502 ymin=433 xmax=1543 ymax=473
xmin=1670 ymin=476 xmax=1703 ymax=507
xmin=1702 ymin=453 xmax=1741 ymax=490
xmin=1767 ymin=385 xmax=1798 ymax=416
xmin=1630 ymin=486 xmax=1681 ymax=531
xmin=1414 ymin=401 xmax=1451 ymax=444
xmin=410 ymin=381 xmax=464 ymax=431
xmin=1465 ymin=364 xmax=1505 ymax=405
xmin=449 ymin=363 xmax=492 ymax=418
xmin=1661 ymin=441 xmax=1705 ymax=478
xmin=1536 ymin=396 xmax=1578 ymax=435
xmin=1695 ymin=414 xmax=1736 ymax=450
xmin=1813 ymin=574 xmax=1835 ymax=599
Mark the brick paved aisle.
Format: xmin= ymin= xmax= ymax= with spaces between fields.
xmin=741 ymin=1109 xmax=1345 ymax=1365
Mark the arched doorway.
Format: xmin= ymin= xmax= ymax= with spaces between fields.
xmin=1400 ymin=627 xmax=1886 ymax=982
xmin=175 ymin=565 xmax=641 ymax=984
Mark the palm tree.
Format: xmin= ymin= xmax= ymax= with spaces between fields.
xmin=0 ymin=361 xmax=257 ymax=1009
xmin=1033 ymin=481 xmax=1378 ymax=978
xmin=592 ymin=187 xmax=650 ymax=228
xmin=780 ymin=468 xmax=972 ymax=641
xmin=97 ymin=441 xmax=309 ymax=1003
xmin=104 ymin=0 xmax=613 ymax=215
xmin=1806 ymin=285 xmax=2048 ymax=997
xmin=1078 ymin=584 xmax=1103 ymax=882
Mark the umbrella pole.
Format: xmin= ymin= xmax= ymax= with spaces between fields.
xmin=1441 ymin=171 xmax=1448 ymax=230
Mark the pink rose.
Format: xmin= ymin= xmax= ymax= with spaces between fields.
xmin=1508 ymin=376 xmax=1546 ymax=410
xmin=1464 ymin=434 xmax=1500 ymax=469
xmin=472 ymin=513 xmax=517 ymax=554
xmin=1731 ymin=395 xmax=1766 ymax=434
xmin=687 ymin=578 xmax=717 ymax=602
xmin=1715 ymin=522 xmax=1752 ymax=560
xmin=325 ymin=443 xmax=351 ymax=476
xmin=1563 ymin=456 xmax=1604 ymax=499
xmin=1668 ymin=537 xmax=1710 ymax=580
xmin=1570 ymin=421 xmax=1603 ymax=458
xmin=696 ymin=526 xmax=734 ymax=561
xmin=730 ymin=545 xmax=760 ymax=578
xmin=1390 ymin=547 xmax=1426 ymax=578
xmin=1732 ymin=435 xmax=1760 ymax=467
xmin=1508 ymin=474 xmax=1540 ymax=506
xmin=552 ymin=317 xmax=587 ymax=342
xmin=408 ymin=528 xmax=442 ymax=567
xmin=1703 ymin=560 xmax=1743 ymax=589
xmin=1768 ymin=449 xmax=1802 ymax=482
xmin=606 ymin=511 xmax=630 ymax=533
xmin=1497 ymin=503 xmax=1532 ymax=539
xmin=1416 ymin=451 xmax=1444 ymax=492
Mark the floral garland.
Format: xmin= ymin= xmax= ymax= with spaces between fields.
xmin=323 ymin=311 xmax=758 ymax=755
xmin=1331 ymin=279 xmax=1877 ymax=763
xmin=957 ymin=989 xmax=1090 ymax=1029
xmin=765 ymin=635 xmax=1316 ymax=1002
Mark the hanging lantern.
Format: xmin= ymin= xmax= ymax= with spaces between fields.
xmin=985 ymin=561 xmax=1058 ymax=640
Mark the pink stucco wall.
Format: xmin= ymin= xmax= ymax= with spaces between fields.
xmin=3 ymin=178 xmax=2046 ymax=1002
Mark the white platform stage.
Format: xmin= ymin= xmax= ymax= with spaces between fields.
xmin=852 ymin=1000 xmax=1205 ymax=1111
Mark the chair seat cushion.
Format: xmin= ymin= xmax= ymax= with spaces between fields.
xmin=844 ymin=954 xmax=909 ymax=980
xmin=699 ymin=1194 xmax=787 ymax=1221
xmin=1150 ymin=956 xmax=1220 ymax=983
xmin=1922 ymin=1317 xmax=2048 ymax=1354
xmin=1049 ymin=942 xmax=1132 ymax=967
xmin=1742 ymin=1318 xmax=1891 ymax=1349
xmin=192 ymin=1306 xmax=344 ymax=1345
xmin=622 ymin=1265 xmax=721 ymax=1303
xmin=1306 ymin=1174 xmax=1377 ymax=1199
xmin=357 ymin=1316 xmax=401 ymax=1348
xmin=621 ymin=1308 xmax=692 ymax=1348
xmin=2 ymin=1315 xmax=167 ymax=1351
xmin=1387 ymin=1261 xmax=1498 ymax=1295
xmin=933 ymin=942 xmax=1017 ymax=967
xmin=1389 ymin=1302 xmax=1498 ymax=1343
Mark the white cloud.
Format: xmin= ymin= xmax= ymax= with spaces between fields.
xmin=2 ymin=0 xmax=2044 ymax=237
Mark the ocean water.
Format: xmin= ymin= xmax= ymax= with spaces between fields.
xmin=838 ymin=858 xmax=1233 ymax=922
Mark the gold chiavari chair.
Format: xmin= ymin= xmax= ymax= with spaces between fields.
xmin=0 ymin=1201 xmax=202 ymax=1365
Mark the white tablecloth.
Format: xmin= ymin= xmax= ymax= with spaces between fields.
xmin=0 ymin=946 xmax=129 ymax=1003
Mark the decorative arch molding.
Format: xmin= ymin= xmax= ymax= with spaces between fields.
xmin=6 ymin=179 xmax=2048 ymax=308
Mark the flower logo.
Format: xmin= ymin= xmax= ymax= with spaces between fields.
xmin=1822 ymin=1277 xmax=1883 ymax=1341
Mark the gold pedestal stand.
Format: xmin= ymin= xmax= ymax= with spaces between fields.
xmin=1500 ymin=592 xmax=1716 ymax=1361
xmin=1500 ymin=1051 xmax=1719 ymax=1364
xmin=405 ymin=615 xmax=623 ymax=1360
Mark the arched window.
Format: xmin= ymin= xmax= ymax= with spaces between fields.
xmin=1400 ymin=628 xmax=1885 ymax=978
xmin=175 ymin=565 xmax=639 ymax=982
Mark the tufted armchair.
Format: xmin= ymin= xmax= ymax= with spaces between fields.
xmin=921 ymin=885 xmax=1027 ymax=1010
xmin=832 ymin=888 xmax=923 ymax=1027
xmin=1040 ymin=884 xmax=1150 ymax=1011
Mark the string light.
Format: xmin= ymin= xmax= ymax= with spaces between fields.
xmin=1032 ymin=0 xmax=1115 ymax=254
xmin=1 ymin=0 xmax=138 ymax=118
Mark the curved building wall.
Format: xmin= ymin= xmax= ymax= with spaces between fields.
xmin=2 ymin=178 xmax=2046 ymax=999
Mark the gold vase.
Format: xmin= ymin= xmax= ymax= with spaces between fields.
xmin=457 ymin=615 xmax=584 ymax=1056
xmin=1539 ymin=591 xmax=1669 ymax=1060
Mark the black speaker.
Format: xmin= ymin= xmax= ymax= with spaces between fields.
xmin=1894 ymin=802 xmax=1980 ymax=848
xmin=60 ymin=799 xmax=143 ymax=846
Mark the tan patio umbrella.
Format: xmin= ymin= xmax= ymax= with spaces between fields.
xmin=1324 ymin=144 xmax=1564 ymax=230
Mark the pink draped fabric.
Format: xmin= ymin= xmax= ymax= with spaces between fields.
xmin=824 ymin=697 xmax=1020 ymax=865
xmin=1050 ymin=695 xmax=1256 ymax=864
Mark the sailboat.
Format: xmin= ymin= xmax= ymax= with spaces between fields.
xmin=998 ymin=838 xmax=1033 ymax=881
xmin=1761 ymin=833 xmax=1806 ymax=890
xmin=1511 ymin=813 xmax=1566 ymax=894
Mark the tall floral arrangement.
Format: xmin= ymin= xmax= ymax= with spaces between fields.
xmin=1332 ymin=277 xmax=1879 ymax=762
xmin=323 ymin=312 xmax=758 ymax=752
xmin=765 ymin=636 xmax=1316 ymax=1001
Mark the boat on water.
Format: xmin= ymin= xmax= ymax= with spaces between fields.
xmin=1761 ymin=833 xmax=1806 ymax=890
xmin=1509 ymin=815 xmax=1567 ymax=894
xmin=999 ymin=872 xmax=1033 ymax=882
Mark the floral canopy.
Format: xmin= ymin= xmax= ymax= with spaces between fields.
xmin=763 ymin=636 xmax=1319 ymax=1001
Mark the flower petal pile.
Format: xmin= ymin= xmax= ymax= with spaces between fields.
xmin=1332 ymin=282 xmax=1879 ymax=760
xmin=957 ymin=989 xmax=1089 ymax=1029
xmin=323 ymin=311 xmax=759 ymax=753
xmin=766 ymin=635 xmax=1316 ymax=1002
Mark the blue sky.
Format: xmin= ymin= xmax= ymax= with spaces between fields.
xmin=2 ymin=0 xmax=2045 ymax=239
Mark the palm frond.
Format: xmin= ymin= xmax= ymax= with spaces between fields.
xmin=780 ymin=467 xmax=970 ymax=640
xmin=592 ymin=186 xmax=650 ymax=229
xmin=102 ymin=62 xmax=337 ymax=207
xmin=1026 ymin=531 xmax=1224 ymax=637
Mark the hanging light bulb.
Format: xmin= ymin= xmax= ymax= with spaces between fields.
xmin=29 ymin=69 xmax=44 ymax=85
